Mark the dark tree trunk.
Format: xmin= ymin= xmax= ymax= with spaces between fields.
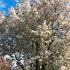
xmin=36 ymin=59 xmax=40 ymax=70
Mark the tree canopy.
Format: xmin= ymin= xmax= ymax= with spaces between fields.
xmin=0 ymin=0 xmax=70 ymax=70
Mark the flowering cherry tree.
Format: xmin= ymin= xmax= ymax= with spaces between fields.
xmin=0 ymin=0 xmax=70 ymax=70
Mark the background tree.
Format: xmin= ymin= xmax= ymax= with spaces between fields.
xmin=0 ymin=0 xmax=70 ymax=70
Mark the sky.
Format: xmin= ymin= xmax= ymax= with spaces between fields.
xmin=0 ymin=0 xmax=18 ymax=14
xmin=0 ymin=0 xmax=70 ymax=14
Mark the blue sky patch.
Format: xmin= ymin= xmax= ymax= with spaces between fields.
xmin=0 ymin=0 xmax=17 ymax=14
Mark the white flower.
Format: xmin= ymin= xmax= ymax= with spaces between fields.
xmin=60 ymin=66 xmax=68 ymax=70
xmin=11 ymin=61 xmax=17 ymax=68
xmin=9 ymin=7 xmax=16 ymax=17
xmin=21 ymin=0 xmax=31 ymax=13
xmin=0 ymin=12 xmax=5 ymax=23
xmin=9 ymin=7 xmax=19 ymax=19
xmin=4 ymin=55 xmax=12 ymax=61
xmin=20 ymin=60 xmax=24 ymax=65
